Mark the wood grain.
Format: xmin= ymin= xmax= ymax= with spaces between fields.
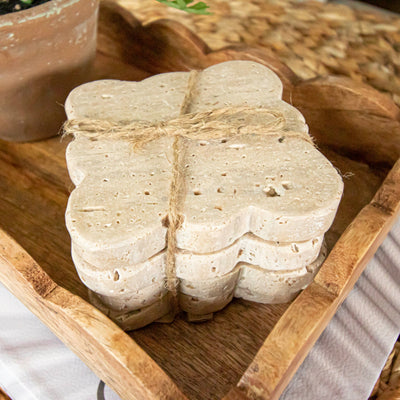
xmin=291 ymin=77 xmax=400 ymax=167
xmin=0 ymin=2 xmax=399 ymax=399
xmin=229 ymin=282 xmax=338 ymax=400
xmin=0 ymin=388 xmax=10 ymax=400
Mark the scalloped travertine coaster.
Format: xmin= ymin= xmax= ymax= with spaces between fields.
xmin=86 ymin=244 xmax=326 ymax=330
xmin=71 ymin=233 xmax=324 ymax=297
xmin=87 ymin=244 xmax=326 ymax=330
xmin=65 ymin=61 xmax=343 ymax=329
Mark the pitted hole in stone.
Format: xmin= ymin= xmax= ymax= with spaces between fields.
xmin=229 ymin=143 xmax=245 ymax=150
xmin=312 ymin=238 xmax=319 ymax=246
xmin=221 ymin=172 xmax=227 ymax=176
xmin=278 ymin=136 xmax=285 ymax=143
xmin=282 ymin=182 xmax=293 ymax=190
xmin=264 ymin=186 xmax=280 ymax=197
xmin=119 ymin=288 xmax=125 ymax=293
xmin=221 ymin=139 xmax=227 ymax=143
xmin=211 ymin=267 xmax=217 ymax=273
xmin=152 ymin=277 xmax=156 ymax=283
xmin=199 ymin=141 xmax=208 ymax=146
xmin=105 ymin=154 xmax=109 ymax=158
xmin=144 ymin=191 xmax=150 ymax=195
xmin=161 ymin=215 xmax=169 ymax=228
xmin=214 ymin=205 xmax=223 ymax=211
xmin=113 ymin=271 xmax=120 ymax=282
xmin=238 ymin=249 xmax=244 ymax=257
xmin=217 ymin=187 xmax=223 ymax=193
xmin=291 ymin=244 xmax=299 ymax=253
xmin=103 ymin=178 xmax=109 ymax=182
xmin=193 ymin=189 xmax=202 ymax=196
xmin=191 ymin=297 xmax=199 ymax=302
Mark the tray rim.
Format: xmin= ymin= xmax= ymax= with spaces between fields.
xmin=1 ymin=2 xmax=400 ymax=398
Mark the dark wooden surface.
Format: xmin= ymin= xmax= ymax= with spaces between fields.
xmin=360 ymin=0 xmax=400 ymax=13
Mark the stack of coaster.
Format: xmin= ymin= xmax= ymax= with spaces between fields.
xmin=64 ymin=61 xmax=343 ymax=330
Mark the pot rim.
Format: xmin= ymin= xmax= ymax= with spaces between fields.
xmin=0 ymin=0 xmax=90 ymax=28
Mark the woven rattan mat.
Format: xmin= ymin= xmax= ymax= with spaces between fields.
xmin=117 ymin=0 xmax=400 ymax=107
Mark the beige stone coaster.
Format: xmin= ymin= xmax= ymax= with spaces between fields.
xmin=65 ymin=60 xmax=343 ymax=328
xmin=71 ymin=233 xmax=323 ymax=298
xmin=88 ymin=244 xmax=327 ymax=331
xmin=65 ymin=61 xmax=342 ymax=260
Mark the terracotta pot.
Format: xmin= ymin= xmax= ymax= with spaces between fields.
xmin=0 ymin=0 xmax=99 ymax=142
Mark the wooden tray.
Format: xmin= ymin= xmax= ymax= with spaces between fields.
xmin=1 ymin=2 xmax=400 ymax=399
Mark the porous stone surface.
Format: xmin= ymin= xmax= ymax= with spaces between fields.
xmin=65 ymin=61 xmax=343 ymax=329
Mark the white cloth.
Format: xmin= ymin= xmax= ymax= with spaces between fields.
xmin=1 ymin=218 xmax=399 ymax=400
xmin=282 ymin=218 xmax=400 ymax=400
xmin=0 ymin=284 xmax=120 ymax=400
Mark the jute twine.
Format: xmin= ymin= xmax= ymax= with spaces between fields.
xmin=63 ymin=70 xmax=314 ymax=315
